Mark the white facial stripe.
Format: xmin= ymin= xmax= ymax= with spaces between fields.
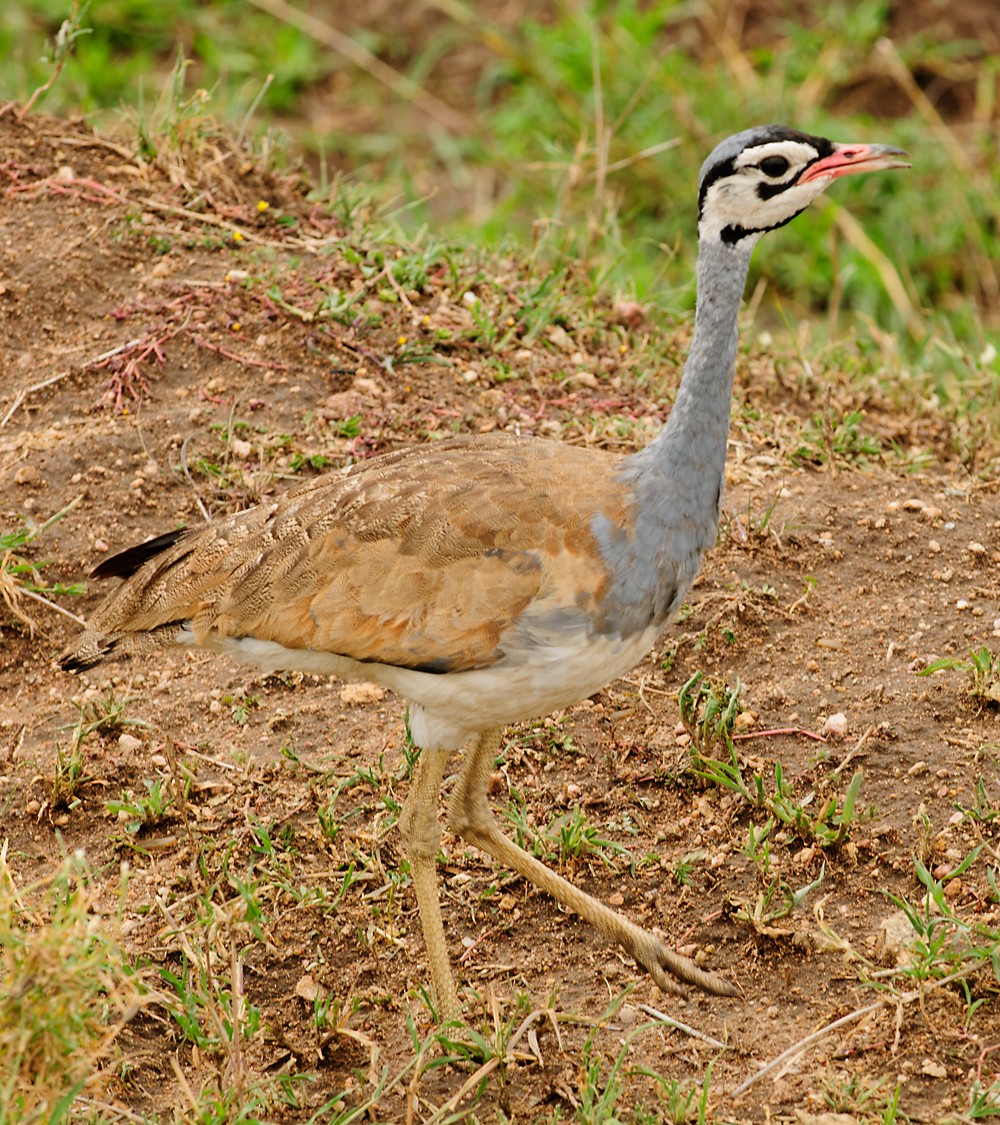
xmin=734 ymin=140 xmax=820 ymax=176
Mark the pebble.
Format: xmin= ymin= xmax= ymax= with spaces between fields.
xmin=338 ymin=683 xmax=386 ymax=705
xmin=14 ymin=464 xmax=42 ymax=485
xmin=927 ymin=539 xmax=941 ymax=553
xmin=118 ymin=733 xmax=143 ymax=753
xmin=968 ymin=541 xmax=987 ymax=556
xmin=822 ymin=712 xmax=847 ymax=738
xmin=907 ymin=761 xmax=929 ymax=777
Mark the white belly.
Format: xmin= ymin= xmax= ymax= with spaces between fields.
xmin=182 ymin=623 xmax=662 ymax=752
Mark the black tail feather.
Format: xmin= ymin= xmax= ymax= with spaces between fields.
xmin=90 ymin=528 xmax=188 ymax=581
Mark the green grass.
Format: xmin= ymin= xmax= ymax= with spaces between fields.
xmin=0 ymin=848 xmax=143 ymax=1124
xmin=2 ymin=0 xmax=997 ymax=367
xmin=0 ymin=500 xmax=86 ymax=637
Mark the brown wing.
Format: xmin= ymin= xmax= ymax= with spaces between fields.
xmin=63 ymin=433 xmax=634 ymax=673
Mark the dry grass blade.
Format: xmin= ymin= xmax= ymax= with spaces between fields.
xmin=635 ymin=1003 xmax=727 ymax=1050
xmin=825 ymin=201 xmax=924 ymax=341
xmin=0 ymin=843 xmax=146 ymax=1119
xmin=244 ymin=0 xmax=470 ymax=136
xmin=732 ymin=962 xmax=983 ymax=1098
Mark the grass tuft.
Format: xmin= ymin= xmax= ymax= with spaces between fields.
xmin=0 ymin=845 xmax=144 ymax=1124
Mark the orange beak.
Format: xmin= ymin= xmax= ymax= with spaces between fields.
xmin=799 ymin=141 xmax=910 ymax=185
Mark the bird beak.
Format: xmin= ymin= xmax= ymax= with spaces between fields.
xmin=799 ymin=142 xmax=910 ymax=185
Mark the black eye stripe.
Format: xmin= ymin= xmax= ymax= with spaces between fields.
xmin=756 ymin=177 xmax=800 ymax=200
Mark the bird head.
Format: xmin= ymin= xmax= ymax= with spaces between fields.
xmin=697 ymin=125 xmax=909 ymax=247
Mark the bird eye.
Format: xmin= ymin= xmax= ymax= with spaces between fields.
xmin=758 ymin=155 xmax=790 ymax=178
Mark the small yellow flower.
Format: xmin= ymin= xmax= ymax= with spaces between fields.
xmin=231 ymin=322 xmax=242 ymax=332
xmin=421 ymin=315 xmax=430 ymax=326
xmin=397 ymin=335 xmax=407 ymax=346
xmin=257 ymin=200 xmax=269 ymax=212
xmin=619 ymin=343 xmax=628 ymax=354
xmin=233 ymin=230 xmax=244 ymax=242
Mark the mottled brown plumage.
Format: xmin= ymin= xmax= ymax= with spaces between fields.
xmin=65 ymin=434 xmax=629 ymax=674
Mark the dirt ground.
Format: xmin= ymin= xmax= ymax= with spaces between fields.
xmin=2 ymin=112 xmax=1000 ymax=1123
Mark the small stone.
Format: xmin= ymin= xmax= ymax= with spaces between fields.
xmin=231 ymin=438 xmax=252 ymax=458
xmin=968 ymin=541 xmax=987 ymax=556
xmin=117 ymin=733 xmax=143 ymax=753
xmin=928 ymin=539 xmax=941 ymax=553
xmin=338 ymin=683 xmax=386 ymax=705
xmin=921 ymin=1059 xmax=947 ymax=1078
xmin=294 ymin=973 xmax=322 ymax=1002
xmin=618 ymin=1003 xmax=639 ymax=1026
xmin=822 ymin=712 xmax=848 ymax=738
xmin=14 ymin=465 xmax=41 ymax=485
xmin=907 ymin=761 xmax=929 ymax=777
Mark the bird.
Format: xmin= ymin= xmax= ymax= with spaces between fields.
xmin=60 ymin=125 xmax=908 ymax=1022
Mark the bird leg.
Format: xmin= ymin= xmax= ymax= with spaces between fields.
xmin=448 ymin=728 xmax=738 ymax=999
xmin=398 ymin=746 xmax=462 ymax=1022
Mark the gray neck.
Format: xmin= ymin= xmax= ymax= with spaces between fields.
xmin=593 ymin=234 xmax=756 ymax=633
xmin=632 ymin=234 xmax=754 ymax=492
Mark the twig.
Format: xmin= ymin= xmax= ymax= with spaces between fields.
xmin=732 ymin=726 xmax=827 ymax=743
xmin=1 ymin=336 xmax=150 ymax=428
xmin=732 ymin=962 xmax=982 ymax=1097
xmin=7 ymin=583 xmax=86 ymax=628
xmin=380 ymin=263 xmax=415 ymax=313
xmin=5 ymin=173 xmax=125 ymax=204
xmin=831 ymin=723 xmax=876 ymax=778
xmin=458 ymin=925 xmax=501 ymax=964
xmin=1 ymin=370 xmax=72 ymax=428
xmin=178 ymin=435 xmax=213 ymax=525
xmin=137 ymin=196 xmax=254 ymax=240
xmin=191 ymin=335 xmax=292 ymax=370
xmin=636 ymin=1003 xmax=727 ymax=1049
xmin=733 ymin=999 xmax=882 ymax=1097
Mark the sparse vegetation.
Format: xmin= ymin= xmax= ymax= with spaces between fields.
xmin=922 ymin=646 xmax=1000 ymax=709
xmin=0 ymin=501 xmax=85 ymax=636
xmin=2 ymin=3 xmax=1000 ymax=1120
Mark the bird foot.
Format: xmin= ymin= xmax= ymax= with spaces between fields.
xmin=631 ymin=929 xmax=739 ymax=999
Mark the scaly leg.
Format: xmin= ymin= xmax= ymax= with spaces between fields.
xmin=448 ymin=728 xmax=738 ymax=999
xmin=398 ymin=746 xmax=461 ymax=1021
